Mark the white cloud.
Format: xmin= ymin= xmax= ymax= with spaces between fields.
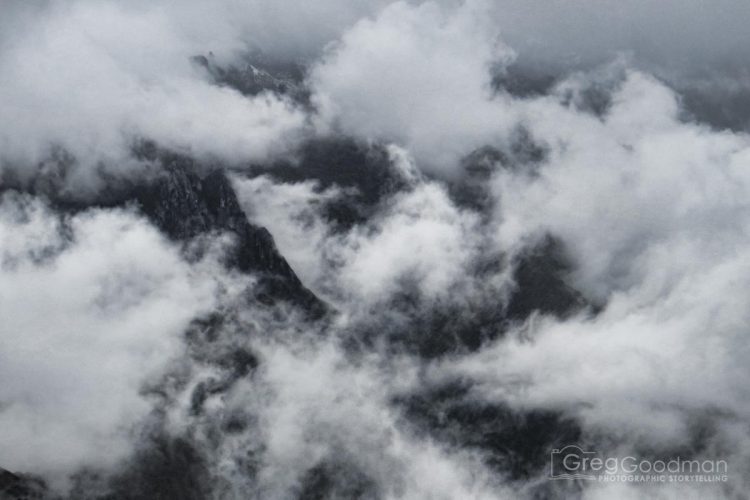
xmin=310 ymin=0 xmax=517 ymax=174
xmin=0 ymin=194 xmax=227 ymax=486
xmin=181 ymin=338 xmax=513 ymax=499
xmin=496 ymin=71 xmax=750 ymax=300
xmin=221 ymin=6 xmax=750 ymax=499
xmin=336 ymin=182 xmax=482 ymax=301
xmin=0 ymin=1 xmax=311 ymax=193
xmin=429 ymin=71 xmax=750 ymax=494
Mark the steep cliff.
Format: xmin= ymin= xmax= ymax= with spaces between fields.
xmin=131 ymin=154 xmax=324 ymax=314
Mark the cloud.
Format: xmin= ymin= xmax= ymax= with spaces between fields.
xmin=496 ymin=70 xmax=750 ymax=300
xmin=304 ymin=15 xmax=750 ymax=494
xmin=245 ymin=341 xmax=511 ymax=499
xmin=0 ymin=1 xmax=315 ymax=193
xmin=0 ymin=0 xmax=393 ymax=193
xmin=0 ymin=193 xmax=229 ymax=487
xmin=164 ymin=333 xmax=514 ymax=499
xmin=334 ymin=181 xmax=483 ymax=301
xmin=309 ymin=0 xmax=517 ymax=174
xmin=421 ymin=70 xmax=750 ymax=494
xmin=5 ymin=1 xmax=750 ymax=498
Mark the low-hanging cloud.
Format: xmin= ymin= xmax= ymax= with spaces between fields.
xmin=424 ymin=69 xmax=750 ymax=497
xmin=5 ymin=1 xmax=750 ymax=498
xmin=0 ymin=194 xmax=232 ymax=488
xmin=310 ymin=0 xmax=517 ymax=175
xmin=0 ymin=1 xmax=310 ymax=193
xmin=0 ymin=0 xmax=395 ymax=194
xmin=237 ymin=17 xmax=750 ymax=496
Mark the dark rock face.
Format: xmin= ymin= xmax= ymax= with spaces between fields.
xmin=492 ymin=65 xmax=557 ymax=99
xmin=267 ymin=139 xmax=405 ymax=205
xmin=1 ymin=146 xmax=325 ymax=315
xmin=102 ymin=438 xmax=211 ymax=500
xmin=351 ymin=287 xmax=507 ymax=359
xmin=250 ymin=137 xmax=410 ymax=230
xmin=450 ymin=130 xmax=547 ymax=214
xmin=506 ymin=236 xmax=588 ymax=321
xmin=398 ymin=382 xmax=581 ymax=482
xmin=352 ymin=236 xmax=587 ymax=359
xmin=0 ymin=469 xmax=46 ymax=500
xmin=191 ymin=53 xmax=309 ymax=104
xmin=132 ymin=155 xmax=324 ymax=314
xmin=64 ymin=438 xmax=212 ymax=500
xmin=296 ymin=461 xmax=378 ymax=500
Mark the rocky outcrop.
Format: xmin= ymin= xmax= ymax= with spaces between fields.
xmin=397 ymin=381 xmax=581 ymax=486
xmin=132 ymin=154 xmax=324 ymax=314
xmin=0 ymin=469 xmax=46 ymax=500
xmin=191 ymin=52 xmax=309 ymax=104
xmin=249 ymin=137 xmax=409 ymax=230
xmin=506 ymin=236 xmax=588 ymax=321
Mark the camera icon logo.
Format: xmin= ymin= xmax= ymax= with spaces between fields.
xmin=549 ymin=445 xmax=598 ymax=480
